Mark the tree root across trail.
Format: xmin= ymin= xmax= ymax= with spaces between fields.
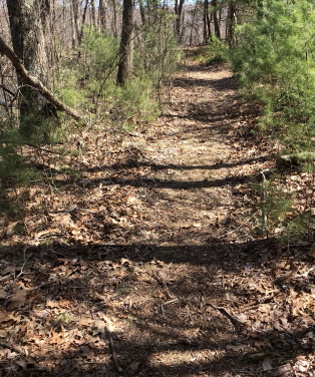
xmin=0 ymin=56 xmax=314 ymax=377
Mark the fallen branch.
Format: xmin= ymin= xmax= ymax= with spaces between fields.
xmin=209 ymin=303 xmax=247 ymax=332
xmin=0 ymin=35 xmax=85 ymax=124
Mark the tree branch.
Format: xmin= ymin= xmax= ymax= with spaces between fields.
xmin=0 ymin=35 xmax=85 ymax=123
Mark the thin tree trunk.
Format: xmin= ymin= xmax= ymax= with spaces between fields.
xmin=226 ymin=0 xmax=236 ymax=47
xmin=71 ymin=0 xmax=82 ymax=47
xmin=70 ymin=0 xmax=78 ymax=48
xmin=212 ymin=0 xmax=221 ymax=39
xmin=138 ymin=0 xmax=146 ymax=25
xmin=117 ymin=0 xmax=134 ymax=85
xmin=189 ymin=0 xmax=199 ymax=46
xmin=99 ymin=0 xmax=107 ymax=30
xmin=78 ymin=0 xmax=89 ymax=45
xmin=203 ymin=0 xmax=211 ymax=43
xmin=111 ymin=0 xmax=118 ymax=37
xmin=174 ymin=0 xmax=185 ymax=43
xmin=90 ymin=0 xmax=96 ymax=27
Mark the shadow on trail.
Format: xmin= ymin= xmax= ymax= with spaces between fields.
xmin=58 ymin=173 xmax=248 ymax=190
xmin=29 ymin=322 xmax=315 ymax=376
xmin=173 ymin=76 xmax=238 ymax=91
xmin=85 ymin=155 xmax=269 ymax=173
xmin=0 ymin=239 xmax=313 ymax=376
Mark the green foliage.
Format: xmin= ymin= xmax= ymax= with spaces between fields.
xmin=229 ymin=0 xmax=315 ymax=151
xmin=193 ymin=39 xmax=228 ymax=65
xmin=56 ymin=25 xmax=180 ymax=129
xmin=251 ymin=179 xmax=293 ymax=237
xmin=281 ymin=212 xmax=312 ymax=244
xmin=110 ymin=77 xmax=160 ymax=126
xmin=0 ymin=128 xmax=35 ymax=220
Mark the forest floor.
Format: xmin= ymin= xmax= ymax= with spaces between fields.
xmin=0 ymin=50 xmax=314 ymax=377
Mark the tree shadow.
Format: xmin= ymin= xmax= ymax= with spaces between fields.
xmin=0 ymin=239 xmax=314 ymax=376
xmin=173 ymin=76 xmax=238 ymax=91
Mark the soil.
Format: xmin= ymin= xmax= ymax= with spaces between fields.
xmin=0 ymin=52 xmax=314 ymax=376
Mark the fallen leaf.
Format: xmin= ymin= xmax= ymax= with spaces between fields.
xmin=6 ymin=289 xmax=27 ymax=310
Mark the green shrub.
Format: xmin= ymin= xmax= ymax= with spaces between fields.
xmin=194 ymin=38 xmax=228 ymax=64
xmin=229 ymin=0 xmax=315 ymax=151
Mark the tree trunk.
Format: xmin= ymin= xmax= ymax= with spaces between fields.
xmin=138 ymin=0 xmax=146 ymax=25
xmin=226 ymin=0 xmax=236 ymax=46
xmin=117 ymin=0 xmax=134 ymax=85
xmin=78 ymin=0 xmax=89 ymax=45
xmin=70 ymin=0 xmax=78 ymax=48
xmin=189 ymin=0 xmax=199 ymax=46
xmin=99 ymin=0 xmax=107 ymax=30
xmin=212 ymin=0 xmax=221 ymax=39
xmin=111 ymin=0 xmax=118 ymax=38
xmin=174 ymin=0 xmax=185 ymax=43
xmin=203 ymin=0 xmax=211 ymax=43
xmin=6 ymin=0 xmax=52 ymax=135
xmin=70 ymin=0 xmax=82 ymax=48
xmin=90 ymin=0 xmax=97 ymax=27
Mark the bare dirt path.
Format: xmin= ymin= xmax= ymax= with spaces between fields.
xmin=121 ymin=59 xmax=248 ymax=247
xmin=0 ymin=56 xmax=314 ymax=376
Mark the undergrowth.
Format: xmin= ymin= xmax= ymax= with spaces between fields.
xmin=227 ymin=0 xmax=315 ymax=243
xmin=229 ymin=0 xmax=315 ymax=153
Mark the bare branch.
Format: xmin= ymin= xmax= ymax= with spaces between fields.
xmin=0 ymin=35 xmax=85 ymax=124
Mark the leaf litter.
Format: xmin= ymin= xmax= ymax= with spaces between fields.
xmin=0 ymin=52 xmax=314 ymax=376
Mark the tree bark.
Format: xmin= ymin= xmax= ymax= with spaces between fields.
xmin=174 ymin=0 xmax=185 ymax=43
xmin=203 ymin=0 xmax=211 ymax=43
xmin=99 ymin=0 xmax=107 ymax=30
xmin=138 ymin=0 xmax=146 ymax=25
xmin=212 ymin=0 xmax=221 ymax=39
xmin=0 ymin=34 xmax=83 ymax=123
xmin=90 ymin=0 xmax=97 ymax=27
xmin=6 ymin=0 xmax=52 ymax=135
xmin=78 ymin=0 xmax=89 ymax=45
xmin=111 ymin=0 xmax=118 ymax=38
xmin=117 ymin=0 xmax=134 ymax=85
xmin=226 ymin=0 xmax=236 ymax=47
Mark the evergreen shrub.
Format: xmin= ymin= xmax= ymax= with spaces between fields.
xmin=229 ymin=0 xmax=315 ymax=152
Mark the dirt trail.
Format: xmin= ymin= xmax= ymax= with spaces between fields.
xmin=1 ymin=57 xmax=314 ymax=377
xmin=122 ymin=59 xmax=246 ymax=247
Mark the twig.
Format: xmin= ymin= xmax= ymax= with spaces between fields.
xmin=163 ymin=298 xmax=180 ymax=306
xmin=4 ymin=246 xmax=29 ymax=307
xmin=14 ymin=247 xmax=28 ymax=281
xmin=209 ymin=303 xmax=247 ymax=332
xmin=49 ymin=207 xmax=98 ymax=215
xmin=0 ymin=274 xmax=11 ymax=282
xmin=153 ymin=272 xmax=174 ymax=300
